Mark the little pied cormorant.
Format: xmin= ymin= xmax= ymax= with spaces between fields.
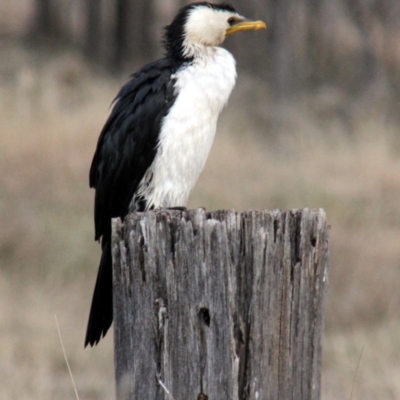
xmin=85 ymin=2 xmax=266 ymax=347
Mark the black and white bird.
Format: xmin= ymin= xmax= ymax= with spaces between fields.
xmin=85 ymin=2 xmax=266 ymax=346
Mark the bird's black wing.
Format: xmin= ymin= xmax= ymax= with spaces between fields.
xmin=90 ymin=58 xmax=178 ymax=240
xmin=85 ymin=58 xmax=179 ymax=347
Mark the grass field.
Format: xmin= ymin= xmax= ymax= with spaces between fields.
xmin=1 ymin=39 xmax=400 ymax=399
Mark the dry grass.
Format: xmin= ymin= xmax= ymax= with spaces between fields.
xmin=1 ymin=39 xmax=400 ymax=399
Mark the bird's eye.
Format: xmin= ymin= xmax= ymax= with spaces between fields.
xmin=227 ymin=17 xmax=238 ymax=26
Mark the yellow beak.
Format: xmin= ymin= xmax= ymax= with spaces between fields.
xmin=226 ymin=20 xmax=267 ymax=36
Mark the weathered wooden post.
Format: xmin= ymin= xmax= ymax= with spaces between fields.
xmin=112 ymin=208 xmax=329 ymax=400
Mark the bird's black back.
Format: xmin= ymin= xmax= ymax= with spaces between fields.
xmin=90 ymin=58 xmax=179 ymax=241
xmin=85 ymin=58 xmax=180 ymax=346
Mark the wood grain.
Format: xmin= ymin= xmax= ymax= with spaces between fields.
xmin=112 ymin=208 xmax=329 ymax=400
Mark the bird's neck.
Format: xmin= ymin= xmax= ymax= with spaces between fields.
xmin=181 ymin=41 xmax=218 ymax=62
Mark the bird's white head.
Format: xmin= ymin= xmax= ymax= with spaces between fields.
xmin=164 ymin=2 xmax=266 ymax=61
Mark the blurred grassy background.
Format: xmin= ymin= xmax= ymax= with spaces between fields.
xmin=2 ymin=1 xmax=400 ymax=399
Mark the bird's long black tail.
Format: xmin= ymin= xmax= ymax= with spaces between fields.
xmin=85 ymin=234 xmax=113 ymax=347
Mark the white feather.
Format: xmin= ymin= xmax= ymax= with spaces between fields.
xmin=136 ymin=47 xmax=237 ymax=209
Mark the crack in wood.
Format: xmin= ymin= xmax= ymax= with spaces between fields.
xmin=137 ymin=234 xmax=146 ymax=283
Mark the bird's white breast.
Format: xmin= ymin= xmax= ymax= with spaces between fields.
xmin=137 ymin=47 xmax=237 ymax=209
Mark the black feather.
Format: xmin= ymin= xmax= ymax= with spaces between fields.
xmin=85 ymin=58 xmax=179 ymax=347
xmin=89 ymin=58 xmax=178 ymax=241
